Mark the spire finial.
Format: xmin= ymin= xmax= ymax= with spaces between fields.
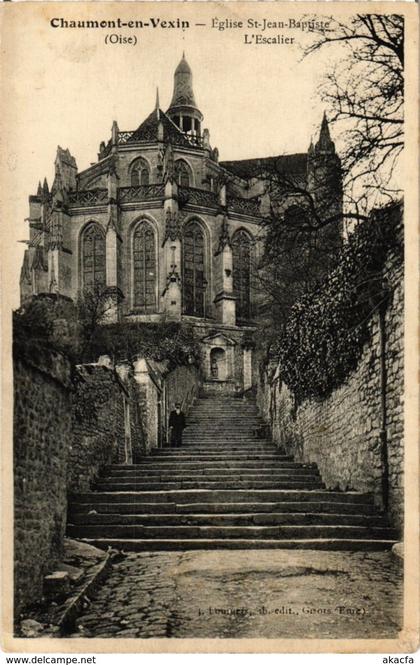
xmin=155 ymin=87 xmax=160 ymax=119
xmin=182 ymin=50 xmax=185 ymax=59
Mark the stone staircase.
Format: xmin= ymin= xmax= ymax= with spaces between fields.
xmin=67 ymin=393 xmax=398 ymax=551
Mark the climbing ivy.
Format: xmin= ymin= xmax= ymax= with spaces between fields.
xmin=13 ymin=296 xmax=201 ymax=370
xmin=275 ymin=203 xmax=403 ymax=404
xmin=86 ymin=320 xmax=201 ymax=369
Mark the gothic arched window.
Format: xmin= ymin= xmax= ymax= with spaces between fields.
xmin=182 ymin=221 xmax=205 ymax=317
xmin=175 ymin=160 xmax=191 ymax=188
xmin=81 ymin=222 xmax=106 ymax=290
xmin=130 ymin=158 xmax=150 ymax=186
xmin=133 ymin=221 xmax=156 ymax=312
xmin=232 ymin=229 xmax=252 ymax=320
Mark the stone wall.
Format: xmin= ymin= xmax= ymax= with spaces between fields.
xmin=133 ymin=357 xmax=200 ymax=450
xmin=14 ymin=350 xmax=72 ymax=618
xmin=258 ymin=217 xmax=404 ymax=531
xmin=69 ymin=364 xmax=130 ymax=493
xmin=14 ymin=351 xmax=146 ymax=617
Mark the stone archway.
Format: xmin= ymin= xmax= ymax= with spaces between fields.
xmin=210 ymin=347 xmax=227 ymax=381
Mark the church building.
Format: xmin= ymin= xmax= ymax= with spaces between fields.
xmin=19 ymin=55 xmax=341 ymax=392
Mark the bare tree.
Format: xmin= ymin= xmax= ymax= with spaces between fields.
xmin=76 ymin=284 xmax=120 ymax=359
xmin=305 ymin=14 xmax=404 ymax=197
xmin=247 ymin=149 xmax=377 ymax=347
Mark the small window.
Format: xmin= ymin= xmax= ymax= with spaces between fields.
xmin=130 ymin=158 xmax=150 ymax=187
xmin=176 ymin=160 xmax=191 ymax=188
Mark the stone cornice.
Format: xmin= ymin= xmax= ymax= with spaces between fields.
xmin=68 ymin=205 xmax=108 ymax=216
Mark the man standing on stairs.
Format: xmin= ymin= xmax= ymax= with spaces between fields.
xmin=168 ymin=402 xmax=186 ymax=448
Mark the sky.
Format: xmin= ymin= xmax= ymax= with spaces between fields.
xmin=0 ymin=2 xmax=361 ymax=309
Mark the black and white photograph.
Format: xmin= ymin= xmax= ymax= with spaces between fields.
xmin=1 ymin=1 xmax=418 ymax=653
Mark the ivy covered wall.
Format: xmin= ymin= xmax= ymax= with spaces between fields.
xmin=258 ymin=203 xmax=404 ymax=529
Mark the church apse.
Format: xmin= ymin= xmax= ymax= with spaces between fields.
xmin=19 ymin=55 xmax=342 ymax=391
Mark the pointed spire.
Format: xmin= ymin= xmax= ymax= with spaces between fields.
xmin=320 ymin=112 xmax=330 ymax=139
xmin=166 ymin=54 xmax=203 ymax=129
xmin=308 ymin=138 xmax=315 ymax=155
xmin=168 ymin=54 xmax=198 ymax=110
xmin=111 ymin=120 xmax=119 ymax=144
xmin=37 ymin=181 xmax=42 ymax=197
xmin=315 ymin=112 xmax=335 ymax=153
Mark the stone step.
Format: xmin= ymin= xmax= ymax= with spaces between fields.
xmin=105 ymin=462 xmax=317 ymax=472
xmin=71 ymin=489 xmax=375 ymax=505
xmin=183 ymin=436 xmax=265 ymax=439
xmin=97 ymin=474 xmax=321 ymax=485
xmin=66 ymin=391 xmax=394 ymax=553
xmin=68 ymin=524 xmax=398 ymax=540
xmin=76 ymin=537 xmax=396 ymax=552
xmin=186 ymin=422 xmax=261 ymax=426
xmin=93 ymin=480 xmax=325 ymax=491
xmin=156 ymin=447 xmax=277 ymax=452
xmin=185 ymin=416 xmax=260 ymax=419
xmin=102 ymin=468 xmax=320 ymax=479
xmin=185 ymin=422 xmax=261 ymax=426
xmin=179 ymin=441 xmax=273 ymax=445
xmin=68 ymin=512 xmax=389 ymax=527
xmin=183 ymin=436 xmax=267 ymax=439
xmin=191 ymin=408 xmax=258 ymax=411
xmin=186 ymin=420 xmax=261 ymax=425
xmin=180 ymin=442 xmax=270 ymax=446
xmin=69 ymin=500 xmax=381 ymax=516
xmin=187 ymin=410 xmax=259 ymax=414
xmin=145 ymin=448 xmax=292 ymax=462
xmin=185 ymin=426 xmax=263 ymax=430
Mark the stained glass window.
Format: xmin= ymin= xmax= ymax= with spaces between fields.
xmin=232 ymin=230 xmax=252 ymax=320
xmin=176 ymin=160 xmax=191 ymax=188
xmin=182 ymin=221 xmax=205 ymax=317
xmin=81 ymin=223 xmax=106 ymax=290
xmin=133 ymin=221 xmax=156 ymax=312
xmin=130 ymin=159 xmax=149 ymax=186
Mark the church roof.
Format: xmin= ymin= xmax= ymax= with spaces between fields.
xmin=220 ymin=153 xmax=307 ymax=180
xmin=127 ymin=108 xmax=192 ymax=147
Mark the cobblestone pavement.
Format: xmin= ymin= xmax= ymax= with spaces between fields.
xmin=74 ymin=550 xmax=402 ymax=639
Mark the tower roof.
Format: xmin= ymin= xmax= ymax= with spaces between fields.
xmin=129 ymin=108 xmax=192 ymax=147
xmin=167 ymin=54 xmax=199 ymax=112
xmin=315 ymin=113 xmax=335 ymax=153
xmin=174 ymin=52 xmax=191 ymax=76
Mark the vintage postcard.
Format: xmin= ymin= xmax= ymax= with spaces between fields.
xmin=1 ymin=0 xmax=419 ymax=654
